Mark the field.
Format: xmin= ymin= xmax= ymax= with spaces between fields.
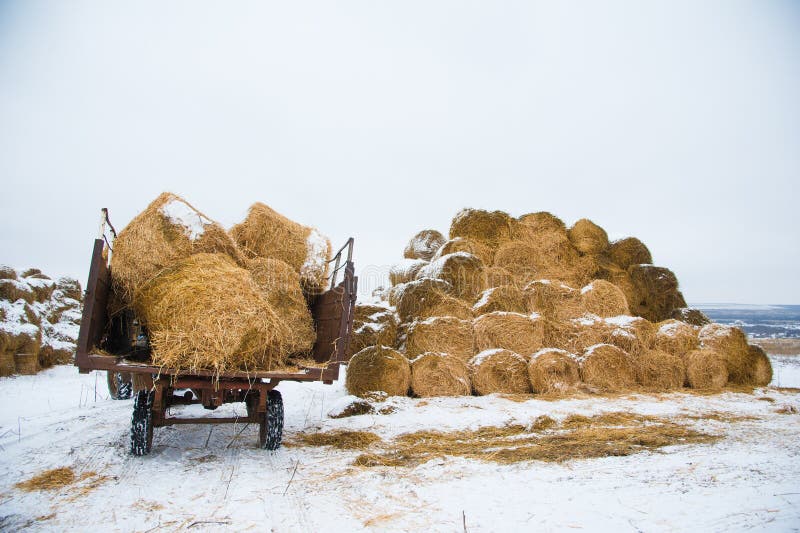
xmin=1 ymin=353 xmax=799 ymax=532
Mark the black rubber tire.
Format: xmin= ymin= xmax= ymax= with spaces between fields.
xmin=130 ymin=390 xmax=154 ymax=456
xmin=108 ymin=372 xmax=132 ymax=400
xmin=260 ymin=390 xmax=284 ymax=450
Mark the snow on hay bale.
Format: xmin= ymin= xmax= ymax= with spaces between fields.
xmin=654 ymin=319 xmax=699 ymax=357
xmin=473 ymin=311 xmax=545 ymax=357
xmin=609 ymin=237 xmax=652 ymax=270
xmin=389 ymin=258 xmax=428 ymax=286
xmin=698 ymin=323 xmax=750 ymax=383
xmin=410 ymin=352 xmax=471 ymax=397
xmin=404 ymin=316 xmax=474 ymax=362
xmin=449 ymin=208 xmax=518 ymax=252
xmin=567 ymin=219 xmax=609 ymax=255
xmin=578 ymin=344 xmax=636 ymax=390
xmin=395 ymin=278 xmax=473 ymax=323
xmin=745 ymin=345 xmax=773 ymax=387
xmin=417 ymin=252 xmax=487 ymax=301
xmin=345 ymin=345 xmax=411 ymax=397
xmin=524 ymin=280 xmax=585 ymax=321
xmin=433 ymin=237 xmax=493 ymax=266
xmin=403 ymin=230 xmax=447 ymax=261
xmin=0 ymin=266 xmax=17 ymax=280
xmin=580 ymin=280 xmax=630 ymax=317
xmin=527 ymin=348 xmax=581 ymax=394
xmin=684 ymin=348 xmax=728 ymax=390
xmin=627 ymin=265 xmax=686 ymax=323
xmin=470 ymin=348 xmax=530 ymax=395
xmin=603 ymin=315 xmax=656 ymax=357
xmin=229 ymin=201 xmax=331 ymax=293
xmin=111 ymin=192 xmax=243 ymax=304
xmin=134 ymin=253 xmax=294 ymax=374
xmin=0 ymin=279 xmax=35 ymax=304
xmin=671 ymin=307 xmax=711 ymax=327
xmin=472 ymin=285 xmax=526 ymax=316
xmin=635 ymin=349 xmax=686 ymax=390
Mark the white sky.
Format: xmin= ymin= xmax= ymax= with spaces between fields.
xmin=0 ymin=1 xmax=798 ymax=304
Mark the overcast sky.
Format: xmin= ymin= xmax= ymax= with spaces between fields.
xmin=0 ymin=1 xmax=798 ymax=304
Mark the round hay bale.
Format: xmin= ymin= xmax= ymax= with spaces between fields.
xmin=684 ymin=349 xmax=728 ymax=390
xmin=580 ymin=280 xmax=630 ymax=317
xmin=627 ymin=265 xmax=686 ymax=323
xmin=470 ymin=348 xmax=530 ymax=395
xmin=603 ymin=316 xmax=655 ymax=356
xmin=541 ymin=319 xmax=577 ymax=352
xmin=0 ymin=265 xmax=17 ymax=280
xmin=0 ymin=352 xmax=15 ymax=376
xmin=527 ymin=348 xmax=581 ymax=394
xmin=433 ymin=237 xmax=493 ymax=265
xmin=395 ymin=278 xmax=473 ymax=322
xmin=569 ymin=317 xmax=613 ymax=354
xmin=484 ymin=266 xmax=517 ymax=288
xmin=410 ymin=352 xmax=471 ymax=397
xmin=635 ymin=349 xmax=685 ymax=390
xmin=0 ymin=280 xmax=35 ymax=304
xmin=449 ymin=208 xmax=517 ymax=251
xmin=698 ymin=323 xmax=750 ymax=383
xmin=523 ymin=280 xmax=585 ymax=321
xmin=229 ymin=201 xmax=331 ymax=294
xmin=670 ymin=307 xmax=711 ymax=327
xmin=517 ymin=212 xmax=566 ymax=233
xmin=389 ymin=258 xmax=429 ymax=286
xmin=387 ymin=282 xmax=407 ymax=307
xmin=349 ymin=317 xmax=399 ymax=357
xmin=403 ymin=230 xmax=446 ymax=261
xmin=14 ymin=352 xmax=38 ymax=375
xmin=578 ymin=344 xmax=636 ymax=390
xmin=353 ymin=303 xmax=396 ymax=324
xmin=567 ymin=219 xmax=609 ymax=255
xmin=494 ymin=233 xmax=584 ymax=288
xmin=654 ymin=319 xmax=698 ymax=357
xmin=405 ymin=316 xmax=474 ymax=362
xmin=111 ymin=193 xmax=243 ymax=305
xmin=473 ymin=311 xmax=545 ymax=357
xmin=134 ymin=253 xmax=293 ymax=374
xmin=745 ymin=345 xmax=773 ymax=387
xmin=417 ymin=252 xmax=487 ymax=301
xmin=605 ymin=269 xmax=638 ymax=313
xmin=609 ymin=237 xmax=652 ymax=270
xmin=472 ymin=285 xmax=527 ymax=316
xmin=345 ymin=345 xmax=411 ymax=397
xmin=246 ymin=257 xmax=315 ymax=352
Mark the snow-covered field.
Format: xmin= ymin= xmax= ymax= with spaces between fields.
xmin=1 ymin=358 xmax=799 ymax=532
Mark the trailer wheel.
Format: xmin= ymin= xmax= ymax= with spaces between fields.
xmin=108 ymin=371 xmax=132 ymax=400
xmin=260 ymin=390 xmax=284 ymax=450
xmin=131 ymin=390 xmax=154 ymax=456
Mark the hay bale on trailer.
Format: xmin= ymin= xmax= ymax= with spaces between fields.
xmin=470 ymin=348 xmax=530 ymax=395
xmin=404 ymin=316 xmax=474 ymax=362
xmin=527 ymin=348 xmax=581 ymax=394
xmin=134 ymin=253 xmax=295 ymax=374
xmin=523 ymin=280 xmax=585 ymax=321
xmin=654 ymin=319 xmax=699 ymax=357
xmin=417 ymin=252 xmax=487 ymax=301
xmin=229 ymin=201 xmax=331 ymax=293
xmin=698 ymin=323 xmax=750 ymax=383
xmin=684 ymin=348 xmax=728 ymax=390
xmin=389 ymin=258 xmax=429 ymax=286
xmin=745 ymin=345 xmax=773 ymax=387
xmin=580 ymin=280 xmax=630 ymax=317
xmin=567 ymin=219 xmax=609 ymax=255
xmin=609 ymin=237 xmax=652 ymax=270
xmin=395 ymin=278 xmax=473 ymax=323
xmin=627 ymin=265 xmax=686 ymax=322
xmin=473 ymin=311 xmax=545 ymax=357
xmin=403 ymin=230 xmax=446 ymax=261
xmin=578 ymin=344 xmax=636 ymax=391
xmin=472 ymin=286 xmax=527 ymax=316
xmin=345 ymin=345 xmax=411 ymax=397
xmin=635 ymin=349 xmax=685 ymax=390
xmin=410 ymin=352 xmax=471 ymax=397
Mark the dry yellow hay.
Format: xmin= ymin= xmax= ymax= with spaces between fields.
xmin=698 ymin=323 xmax=750 ymax=383
xmin=0 ymin=352 xmax=15 ymax=376
xmin=410 ymin=352 xmax=471 ymax=397
xmin=470 ymin=348 xmax=531 ymax=395
xmin=0 ymin=265 xmax=17 ymax=280
xmin=292 ymin=429 xmax=382 ymax=449
xmin=635 ymin=349 xmax=686 ymax=390
xmin=671 ymin=307 xmax=711 ymax=327
xmin=229 ymin=201 xmax=331 ymax=294
xmin=473 ymin=311 xmax=545 ymax=357
xmin=472 ymin=285 xmax=527 ymax=316
xmin=523 ymin=280 xmax=585 ymax=321
xmin=484 ymin=266 xmax=517 ymax=288
xmin=628 ymin=265 xmax=687 ymax=322
xmin=745 ymin=345 xmax=773 ymax=387
xmin=449 ymin=208 xmax=517 ymax=251
xmin=433 ymin=237 xmax=493 ymax=265
xmin=604 ymin=269 xmax=638 ymax=313
xmin=684 ymin=348 xmax=728 ymax=390
xmin=580 ymin=280 xmax=630 ymax=317
xmin=403 ymin=230 xmax=446 ymax=261
xmin=609 ymin=237 xmax=652 ymax=269
xmin=14 ymin=352 xmax=38 ymax=375
xmin=578 ymin=344 xmax=636 ymax=390
xmin=603 ymin=315 xmax=656 ymax=356
xmin=111 ymin=192 xmax=243 ymax=306
xmin=389 ymin=259 xmax=428 ymax=286
xmin=345 ymin=345 xmax=411 ymax=397
xmin=654 ymin=319 xmax=699 ymax=357
xmin=527 ymin=348 xmax=581 ymax=394
xmin=246 ymin=257 xmax=316 ymax=351
xmin=404 ymin=316 xmax=474 ymax=362
xmin=417 ymin=252 xmax=487 ymax=301
xmin=15 ymin=467 xmax=76 ymax=492
xmin=348 ymin=306 xmax=399 ymax=357
xmin=395 ymin=278 xmax=473 ymax=322
xmin=134 ymin=253 xmax=295 ymax=374
xmin=494 ymin=234 xmax=586 ymax=288
xmin=517 ymin=211 xmax=566 ymax=233
xmin=567 ymin=219 xmax=609 ymax=255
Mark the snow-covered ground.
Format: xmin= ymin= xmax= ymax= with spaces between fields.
xmin=1 ymin=357 xmax=799 ymax=532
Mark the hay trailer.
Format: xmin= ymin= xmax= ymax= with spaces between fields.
xmin=75 ymin=223 xmax=357 ymax=456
